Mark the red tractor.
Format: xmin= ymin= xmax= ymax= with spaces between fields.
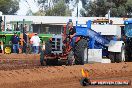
xmin=40 ymin=20 xmax=88 ymax=66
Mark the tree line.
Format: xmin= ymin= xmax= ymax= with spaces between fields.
xmin=34 ymin=0 xmax=132 ymax=17
xmin=0 ymin=0 xmax=132 ymax=17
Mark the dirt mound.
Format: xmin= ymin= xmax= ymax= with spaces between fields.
xmin=0 ymin=62 xmax=132 ymax=88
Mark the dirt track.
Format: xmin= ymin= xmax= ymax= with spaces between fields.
xmin=0 ymin=54 xmax=132 ymax=88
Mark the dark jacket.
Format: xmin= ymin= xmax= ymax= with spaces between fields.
xmin=69 ymin=27 xmax=76 ymax=35
xmin=11 ymin=35 xmax=20 ymax=44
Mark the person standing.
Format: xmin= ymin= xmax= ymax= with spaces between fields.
xmin=23 ymin=32 xmax=27 ymax=53
xmin=30 ymin=33 xmax=41 ymax=54
xmin=11 ymin=33 xmax=20 ymax=53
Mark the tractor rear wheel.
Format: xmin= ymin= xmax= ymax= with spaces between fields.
xmin=74 ymin=38 xmax=88 ymax=65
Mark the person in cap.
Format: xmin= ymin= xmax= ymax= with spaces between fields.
xmin=11 ymin=32 xmax=20 ymax=53
xmin=30 ymin=33 xmax=41 ymax=54
xmin=68 ymin=21 xmax=76 ymax=38
xmin=66 ymin=20 xmax=76 ymax=47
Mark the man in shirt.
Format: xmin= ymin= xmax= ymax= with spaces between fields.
xmin=30 ymin=33 xmax=41 ymax=54
xmin=68 ymin=22 xmax=76 ymax=38
xmin=67 ymin=21 xmax=76 ymax=47
xmin=11 ymin=32 xmax=20 ymax=53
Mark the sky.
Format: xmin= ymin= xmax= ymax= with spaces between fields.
xmin=17 ymin=0 xmax=82 ymax=16
xmin=17 ymin=0 xmax=39 ymax=15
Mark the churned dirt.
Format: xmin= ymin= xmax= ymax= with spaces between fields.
xmin=0 ymin=53 xmax=132 ymax=88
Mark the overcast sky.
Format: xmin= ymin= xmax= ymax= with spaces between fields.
xmin=17 ymin=0 xmax=38 ymax=15
xmin=17 ymin=0 xmax=82 ymax=16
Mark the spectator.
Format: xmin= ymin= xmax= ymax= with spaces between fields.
xmin=29 ymin=33 xmax=35 ymax=53
xmin=24 ymin=24 xmax=28 ymax=32
xmin=30 ymin=33 xmax=41 ymax=54
xmin=23 ymin=32 xmax=27 ymax=53
xmin=11 ymin=32 xmax=20 ymax=53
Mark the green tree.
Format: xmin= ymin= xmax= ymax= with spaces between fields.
xmin=80 ymin=0 xmax=132 ymax=17
xmin=126 ymin=0 xmax=132 ymax=17
xmin=81 ymin=0 xmax=112 ymax=17
xmin=0 ymin=0 xmax=19 ymax=15
xmin=45 ymin=0 xmax=71 ymax=16
xmin=35 ymin=0 xmax=71 ymax=16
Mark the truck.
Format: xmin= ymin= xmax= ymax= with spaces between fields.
xmin=40 ymin=19 xmax=125 ymax=65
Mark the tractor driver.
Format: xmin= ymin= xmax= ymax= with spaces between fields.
xmin=68 ymin=21 xmax=76 ymax=39
xmin=67 ymin=20 xmax=76 ymax=47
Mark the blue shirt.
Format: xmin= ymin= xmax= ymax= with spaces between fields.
xmin=11 ymin=35 xmax=20 ymax=44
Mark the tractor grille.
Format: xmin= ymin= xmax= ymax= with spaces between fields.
xmin=51 ymin=35 xmax=63 ymax=54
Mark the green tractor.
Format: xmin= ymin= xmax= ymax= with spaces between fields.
xmin=0 ymin=32 xmax=20 ymax=54
xmin=0 ymin=17 xmax=33 ymax=54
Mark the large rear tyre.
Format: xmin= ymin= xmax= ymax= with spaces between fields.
xmin=74 ymin=39 xmax=88 ymax=65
